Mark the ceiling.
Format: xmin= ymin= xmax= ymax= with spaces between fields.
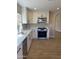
xmin=17 ymin=0 xmax=61 ymax=12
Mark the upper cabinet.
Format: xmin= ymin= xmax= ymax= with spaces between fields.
xmin=17 ymin=3 xmax=28 ymax=24
xmin=17 ymin=3 xmax=49 ymax=24
xmin=22 ymin=7 xmax=27 ymax=24
xmin=40 ymin=11 xmax=49 ymax=23
xmin=27 ymin=10 xmax=49 ymax=24
xmin=37 ymin=11 xmax=48 ymax=18
xmin=17 ymin=4 xmax=22 ymax=14
xmin=32 ymin=11 xmax=38 ymax=23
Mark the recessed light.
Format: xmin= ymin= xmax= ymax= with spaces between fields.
xmin=34 ymin=8 xmax=37 ymax=10
xmin=57 ymin=8 xmax=59 ymax=10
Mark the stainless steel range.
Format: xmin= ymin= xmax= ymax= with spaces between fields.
xmin=37 ymin=27 xmax=47 ymax=39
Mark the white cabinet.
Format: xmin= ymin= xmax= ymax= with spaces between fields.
xmin=17 ymin=43 xmax=23 ymax=59
xmin=22 ymin=7 xmax=27 ymax=24
xmin=27 ymin=31 xmax=33 ymax=52
xmin=27 ymin=10 xmax=33 ymax=23
xmin=37 ymin=11 xmax=47 ymax=18
xmin=32 ymin=11 xmax=38 ymax=23
xmin=17 ymin=13 xmax=23 ymax=33
xmin=27 ymin=11 xmax=49 ymax=24
xmin=32 ymin=29 xmax=37 ymax=39
xmin=38 ymin=11 xmax=49 ymax=23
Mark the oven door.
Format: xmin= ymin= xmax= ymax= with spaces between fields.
xmin=38 ymin=30 xmax=47 ymax=39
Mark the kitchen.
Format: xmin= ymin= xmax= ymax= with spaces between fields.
xmin=17 ymin=0 xmax=61 ymax=59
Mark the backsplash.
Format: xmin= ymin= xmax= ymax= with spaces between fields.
xmin=22 ymin=24 xmax=30 ymax=30
xmin=22 ymin=23 xmax=49 ymax=30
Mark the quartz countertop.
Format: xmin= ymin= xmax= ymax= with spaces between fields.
xmin=17 ymin=29 xmax=32 ymax=47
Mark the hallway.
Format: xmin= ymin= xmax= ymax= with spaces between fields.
xmin=27 ymin=31 xmax=61 ymax=59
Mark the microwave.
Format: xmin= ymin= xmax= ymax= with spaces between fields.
xmin=37 ymin=17 xmax=47 ymax=23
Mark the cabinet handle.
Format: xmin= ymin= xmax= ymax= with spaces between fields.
xmin=17 ymin=48 xmax=21 ymax=53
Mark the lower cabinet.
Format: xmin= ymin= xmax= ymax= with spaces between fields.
xmin=32 ymin=29 xmax=37 ymax=39
xmin=22 ymin=38 xmax=27 ymax=59
xmin=27 ymin=31 xmax=32 ymax=52
xmin=17 ymin=37 xmax=27 ymax=59
xmin=17 ymin=43 xmax=23 ymax=59
xmin=17 ymin=31 xmax=33 ymax=59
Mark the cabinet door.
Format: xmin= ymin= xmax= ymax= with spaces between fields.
xmin=17 ymin=43 xmax=23 ymax=59
xmin=27 ymin=10 xmax=33 ymax=23
xmin=37 ymin=11 xmax=41 ymax=17
xmin=37 ymin=11 xmax=47 ymax=18
xmin=30 ymin=31 xmax=33 ymax=39
xmin=32 ymin=11 xmax=38 ymax=23
xmin=32 ymin=29 xmax=37 ymax=39
xmin=22 ymin=7 xmax=27 ymax=24
xmin=22 ymin=38 xmax=27 ymax=59
xmin=17 ymin=13 xmax=23 ymax=33
xmin=27 ymin=33 xmax=32 ymax=52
